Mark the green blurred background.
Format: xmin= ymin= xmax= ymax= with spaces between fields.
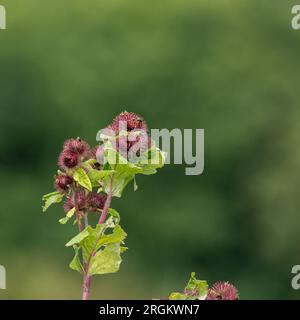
xmin=0 ymin=0 xmax=300 ymax=299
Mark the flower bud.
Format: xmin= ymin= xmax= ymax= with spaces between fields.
xmin=109 ymin=111 xmax=148 ymax=133
xmin=88 ymin=192 xmax=107 ymax=212
xmin=63 ymin=138 xmax=90 ymax=156
xmin=63 ymin=189 xmax=87 ymax=213
xmin=58 ymin=150 xmax=79 ymax=169
xmin=54 ymin=174 xmax=73 ymax=193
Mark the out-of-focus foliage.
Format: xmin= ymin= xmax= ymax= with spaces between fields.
xmin=0 ymin=0 xmax=300 ymax=299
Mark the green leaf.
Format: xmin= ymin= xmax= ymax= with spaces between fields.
xmin=104 ymin=142 xmax=143 ymax=173
xmin=102 ymin=169 xmax=136 ymax=198
xmin=113 ymin=173 xmax=134 ymax=197
xmin=66 ymin=225 xmax=106 ymax=260
xmin=96 ymin=225 xmax=127 ymax=248
xmin=42 ymin=191 xmax=64 ymax=212
xmin=73 ymin=167 xmax=92 ymax=191
xmin=66 ymin=222 xmax=127 ymax=276
xmin=65 ymin=228 xmax=90 ymax=247
xmin=66 ymin=207 xmax=76 ymax=218
xmin=139 ymin=167 xmax=157 ymax=175
xmin=88 ymin=243 xmax=123 ymax=276
xmin=88 ymin=169 xmax=115 ymax=187
xmin=81 ymin=159 xmax=98 ymax=170
xmin=184 ymin=272 xmax=208 ymax=300
xmin=133 ymin=176 xmax=138 ymax=191
xmin=59 ymin=217 xmax=69 ymax=224
xmin=58 ymin=207 xmax=76 ymax=224
xmin=69 ymin=246 xmax=83 ymax=274
xmin=169 ymin=292 xmax=187 ymax=300
xmin=167 ymin=272 xmax=208 ymax=300
xmin=100 ymin=141 xmax=166 ymax=197
xmin=80 ymin=224 xmax=105 ymax=261
xmin=108 ymin=208 xmax=121 ymax=223
xmin=138 ymin=148 xmax=167 ymax=175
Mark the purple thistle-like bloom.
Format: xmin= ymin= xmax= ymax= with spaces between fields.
xmin=63 ymin=189 xmax=87 ymax=212
xmin=63 ymin=197 xmax=74 ymax=213
xmin=58 ymin=150 xmax=79 ymax=169
xmin=74 ymin=189 xmax=87 ymax=211
xmin=63 ymin=138 xmax=90 ymax=156
xmin=100 ymin=112 xmax=152 ymax=161
xmin=206 ymin=282 xmax=239 ymax=300
xmin=54 ymin=174 xmax=73 ymax=193
xmin=109 ymin=111 xmax=148 ymax=133
xmin=88 ymin=192 xmax=107 ymax=212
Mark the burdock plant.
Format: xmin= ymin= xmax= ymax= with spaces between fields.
xmin=42 ymin=112 xmax=165 ymax=300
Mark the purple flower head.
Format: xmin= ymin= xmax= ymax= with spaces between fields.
xmin=109 ymin=111 xmax=148 ymax=133
xmin=63 ymin=138 xmax=90 ymax=156
xmin=63 ymin=197 xmax=74 ymax=213
xmin=74 ymin=189 xmax=87 ymax=211
xmin=206 ymin=282 xmax=239 ymax=300
xmin=58 ymin=150 xmax=79 ymax=170
xmin=88 ymin=192 xmax=107 ymax=212
xmin=63 ymin=189 xmax=87 ymax=213
xmin=54 ymin=174 xmax=73 ymax=193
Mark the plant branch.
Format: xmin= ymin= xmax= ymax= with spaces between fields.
xmin=98 ymin=178 xmax=113 ymax=225
xmin=84 ymin=210 xmax=89 ymax=227
xmin=81 ymin=179 xmax=114 ymax=300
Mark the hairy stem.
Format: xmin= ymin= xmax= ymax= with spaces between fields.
xmin=82 ymin=178 xmax=114 ymax=300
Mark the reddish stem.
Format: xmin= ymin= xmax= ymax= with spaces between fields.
xmin=98 ymin=179 xmax=113 ymax=225
xmin=98 ymin=192 xmax=112 ymax=225
xmin=82 ymin=179 xmax=114 ymax=300
xmin=82 ymin=274 xmax=91 ymax=300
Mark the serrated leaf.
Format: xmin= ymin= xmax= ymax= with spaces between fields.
xmin=42 ymin=191 xmax=64 ymax=212
xmin=69 ymin=246 xmax=83 ymax=274
xmin=88 ymin=243 xmax=122 ymax=276
xmin=73 ymin=167 xmax=92 ymax=191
